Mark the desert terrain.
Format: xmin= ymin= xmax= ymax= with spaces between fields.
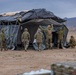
xmin=0 ymin=30 xmax=76 ymax=75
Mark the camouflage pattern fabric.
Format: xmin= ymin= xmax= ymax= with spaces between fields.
xmin=34 ymin=28 xmax=44 ymax=51
xmin=21 ymin=28 xmax=30 ymax=51
xmin=40 ymin=24 xmax=53 ymax=49
xmin=0 ymin=30 xmax=7 ymax=51
xmin=51 ymin=62 xmax=76 ymax=75
xmin=69 ymin=36 xmax=76 ymax=48
xmin=57 ymin=28 xmax=64 ymax=49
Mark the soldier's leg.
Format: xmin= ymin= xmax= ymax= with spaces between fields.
xmin=3 ymin=41 xmax=6 ymax=51
xmin=1 ymin=43 xmax=3 ymax=51
xmin=38 ymin=43 xmax=40 ymax=51
xmin=35 ymin=42 xmax=39 ymax=51
xmin=24 ymin=41 xmax=26 ymax=51
xmin=24 ymin=41 xmax=29 ymax=51
xmin=73 ymin=43 xmax=76 ymax=48
xmin=57 ymin=40 xmax=60 ymax=49
xmin=37 ymin=42 xmax=42 ymax=51
xmin=50 ymin=43 xmax=52 ymax=49
xmin=23 ymin=41 xmax=26 ymax=50
xmin=49 ymin=37 xmax=52 ymax=49
xmin=4 ymin=43 xmax=7 ymax=51
xmin=61 ymin=39 xmax=64 ymax=49
xmin=39 ymin=42 xmax=42 ymax=51
xmin=71 ymin=45 xmax=75 ymax=48
xmin=5 ymin=47 xmax=8 ymax=51
xmin=2 ymin=41 xmax=4 ymax=51
xmin=37 ymin=42 xmax=39 ymax=51
xmin=4 ymin=47 xmax=7 ymax=51
xmin=46 ymin=38 xmax=49 ymax=49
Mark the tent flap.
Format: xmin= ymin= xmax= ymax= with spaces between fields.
xmin=0 ymin=25 xmax=20 ymax=50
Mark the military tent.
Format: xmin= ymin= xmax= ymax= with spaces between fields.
xmin=0 ymin=9 xmax=68 ymax=50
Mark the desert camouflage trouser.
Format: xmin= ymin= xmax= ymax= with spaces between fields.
xmin=0 ymin=41 xmax=7 ymax=51
xmin=22 ymin=40 xmax=29 ymax=51
xmin=58 ymin=39 xmax=63 ymax=48
xmin=37 ymin=42 xmax=42 ymax=51
xmin=46 ymin=36 xmax=52 ymax=49
xmin=70 ymin=44 xmax=75 ymax=48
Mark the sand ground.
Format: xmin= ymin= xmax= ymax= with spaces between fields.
xmin=0 ymin=31 xmax=76 ymax=75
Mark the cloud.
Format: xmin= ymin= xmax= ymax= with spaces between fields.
xmin=0 ymin=0 xmax=76 ymax=18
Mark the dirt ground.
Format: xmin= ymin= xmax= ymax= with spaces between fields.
xmin=0 ymin=31 xmax=76 ymax=75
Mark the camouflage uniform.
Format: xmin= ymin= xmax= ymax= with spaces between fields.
xmin=40 ymin=24 xmax=53 ymax=49
xmin=57 ymin=27 xmax=64 ymax=49
xmin=34 ymin=28 xmax=44 ymax=51
xmin=69 ymin=36 xmax=76 ymax=48
xmin=0 ymin=29 xmax=7 ymax=51
xmin=21 ymin=28 xmax=30 ymax=51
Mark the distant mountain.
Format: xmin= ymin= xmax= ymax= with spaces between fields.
xmin=64 ymin=17 xmax=76 ymax=31
xmin=64 ymin=17 xmax=76 ymax=27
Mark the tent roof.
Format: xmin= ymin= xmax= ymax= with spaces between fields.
xmin=22 ymin=19 xmax=62 ymax=25
xmin=21 ymin=19 xmax=68 ymax=31
xmin=0 ymin=9 xmax=65 ymax=23
xmin=0 ymin=16 xmax=17 ymax=22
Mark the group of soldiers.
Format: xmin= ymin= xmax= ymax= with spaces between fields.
xmin=0 ymin=24 xmax=76 ymax=51
xmin=21 ymin=24 xmax=76 ymax=51
xmin=21 ymin=24 xmax=66 ymax=51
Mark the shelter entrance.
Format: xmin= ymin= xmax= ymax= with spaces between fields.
xmin=20 ymin=24 xmax=59 ymax=48
xmin=52 ymin=31 xmax=64 ymax=48
xmin=21 ymin=24 xmax=39 ymax=47
xmin=52 ymin=32 xmax=58 ymax=48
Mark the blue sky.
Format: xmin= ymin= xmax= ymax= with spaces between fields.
xmin=0 ymin=0 xmax=76 ymax=18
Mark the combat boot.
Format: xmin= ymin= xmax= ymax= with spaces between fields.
xmin=38 ymin=48 xmax=41 ymax=52
xmin=50 ymin=43 xmax=53 ymax=49
xmin=24 ymin=48 xmax=27 ymax=52
xmin=61 ymin=43 xmax=65 ymax=49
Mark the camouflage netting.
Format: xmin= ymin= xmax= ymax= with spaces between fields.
xmin=51 ymin=62 xmax=76 ymax=75
xmin=0 ymin=25 xmax=20 ymax=50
